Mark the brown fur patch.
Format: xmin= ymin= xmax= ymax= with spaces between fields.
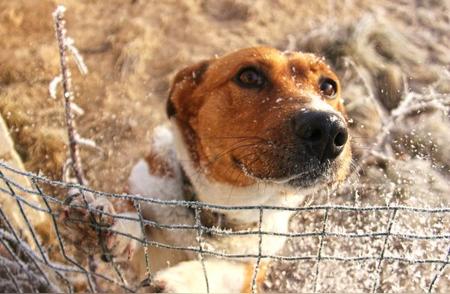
xmin=144 ymin=152 xmax=176 ymax=178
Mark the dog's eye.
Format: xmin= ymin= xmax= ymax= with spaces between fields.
xmin=319 ymin=78 xmax=338 ymax=98
xmin=235 ymin=67 xmax=265 ymax=88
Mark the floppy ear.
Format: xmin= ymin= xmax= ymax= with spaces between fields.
xmin=166 ymin=60 xmax=210 ymax=119
xmin=166 ymin=60 xmax=210 ymax=168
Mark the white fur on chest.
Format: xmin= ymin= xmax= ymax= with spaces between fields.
xmin=169 ymin=121 xmax=314 ymax=255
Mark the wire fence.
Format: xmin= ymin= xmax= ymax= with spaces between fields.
xmin=0 ymin=160 xmax=449 ymax=293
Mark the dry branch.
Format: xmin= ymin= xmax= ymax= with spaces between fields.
xmin=53 ymin=5 xmax=86 ymax=186
xmin=52 ymin=6 xmax=105 ymax=291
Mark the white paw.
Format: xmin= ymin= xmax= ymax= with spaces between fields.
xmin=146 ymin=260 xmax=247 ymax=293
xmin=105 ymin=212 xmax=143 ymax=262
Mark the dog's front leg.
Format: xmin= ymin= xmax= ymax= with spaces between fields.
xmin=145 ymin=259 xmax=266 ymax=293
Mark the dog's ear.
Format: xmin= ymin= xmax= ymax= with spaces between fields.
xmin=166 ymin=61 xmax=210 ymax=119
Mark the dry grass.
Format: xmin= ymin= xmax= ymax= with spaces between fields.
xmin=0 ymin=0 xmax=449 ymax=292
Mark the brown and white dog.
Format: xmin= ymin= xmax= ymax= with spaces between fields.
xmin=114 ymin=47 xmax=352 ymax=292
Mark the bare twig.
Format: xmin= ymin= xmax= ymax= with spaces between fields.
xmin=49 ymin=75 xmax=62 ymax=99
xmin=52 ymin=6 xmax=105 ymax=292
xmin=53 ymin=5 xmax=86 ymax=186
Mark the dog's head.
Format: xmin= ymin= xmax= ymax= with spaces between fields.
xmin=167 ymin=47 xmax=351 ymax=192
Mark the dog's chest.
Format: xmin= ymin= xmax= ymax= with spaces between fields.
xmin=199 ymin=206 xmax=296 ymax=257
xmin=129 ymin=124 xmax=308 ymax=258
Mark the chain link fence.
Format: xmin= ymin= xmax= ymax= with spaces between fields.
xmin=0 ymin=160 xmax=449 ymax=293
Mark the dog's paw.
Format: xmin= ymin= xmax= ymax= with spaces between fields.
xmin=139 ymin=278 xmax=169 ymax=293
xmin=137 ymin=261 xmax=209 ymax=293
xmin=60 ymin=188 xmax=115 ymax=224
xmin=140 ymin=275 xmax=179 ymax=293
xmin=141 ymin=260 xmax=249 ymax=293
xmin=58 ymin=189 xmax=121 ymax=259
xmin=104 ymin=211 xmax=143 ymax=262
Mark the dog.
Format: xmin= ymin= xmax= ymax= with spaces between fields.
xmin=110 ymin=46 xmax=352 ymax=292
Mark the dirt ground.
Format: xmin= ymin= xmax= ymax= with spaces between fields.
xmin=0 ymin=0 xmax=380 ymax=191
xmin=0 ymin=0 xmax=449 ymax=292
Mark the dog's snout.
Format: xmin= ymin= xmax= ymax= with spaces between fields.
xmin=293 ymin=111 xmax=348 ymax=160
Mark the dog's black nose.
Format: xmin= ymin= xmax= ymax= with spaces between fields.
xmin=293 ymin=111 xmax=348 ymax=161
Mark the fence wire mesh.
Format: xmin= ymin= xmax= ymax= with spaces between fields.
xmin=0 ymin=160 xmax=449 ymax=293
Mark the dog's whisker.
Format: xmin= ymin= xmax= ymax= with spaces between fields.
xmin=208 ymin=143 xmax=262 ymax=163
xmin=202 ymin=135 xmax=270 ymax=142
